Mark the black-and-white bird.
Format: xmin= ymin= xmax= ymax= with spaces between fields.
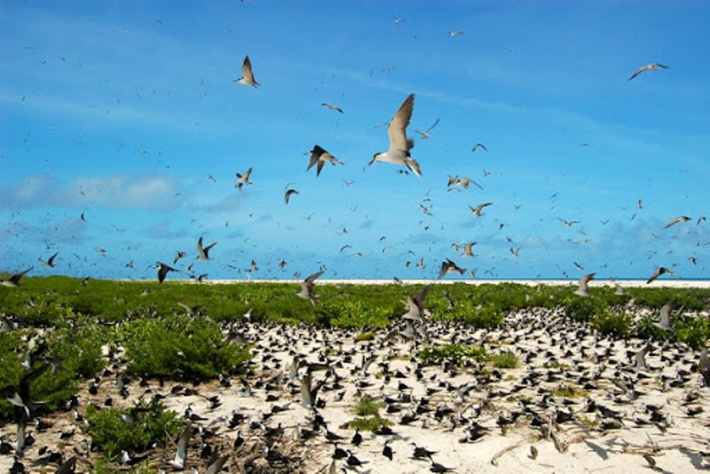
xmin=235 ymin=167 xmax=253 ymax=191
xmin=284 ymin=188 xmax=299 ymax=204
xmin=646 ymin=266 xmax=672 ymax=284
xmin=321 ymin=102 xmax=343 ymax=113
xmin=369 ymin=93 xmax=421 ymax=176
xmin=438 ymin=259 xmax=465 ymax=279
xmin=157 ymin=262 xmax=177 ymax=284
xmin=1 ymin=266 xmax=33 ymax=287
xmin=471 ymin=143 xmax=488 ymax=152
xmin=664 ymin=215 xmax=692 ymax=228
xmin=308 ymin=145 xmax=344 ymax=176
xmin=39 ymin=251 xmax=59 ymax=268
xmin=236 ymin=55 xmax=260 ymax=87
xmin=296 ymin=270 xmax=324 ymax=305
xmin=196 ymin=237 xmax=217 ymax=261
xmin=575 ymin=273 xmax=595 ymax=297
xmin=628 ymin=62 xmax=668 ymax=81
xmin=414 ymin=118 xmax=440 ymax=139
xmin=470 ymin=202 xmax=493 ymax=217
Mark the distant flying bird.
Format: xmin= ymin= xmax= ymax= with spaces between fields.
xmin=470 ymin=202 xmax=492 ymax=216
xmin=664 ymin=215 xmax=692 ymax=228
xmin=369 ymin=93 xmax=421 ymax=176
xmin=196 ymin=237 xmax=217 ymax=260
xmin=628 ymin=62 xmax=668 ymax=81
xmin=646 ymin=266 xmax=672 ymax=284
xmin=39 ymin=251 xmax=59 ymax=268
xmin=235 ymin=167 xmax=253 ymax=191
xmin=471 ymin=143 xmax=488 ymax=152
xmin=173 ymin=251 xmax=187 ymax=264
xmin=557 ymin=217 xmax=579 ymax=227
xmin=157 ymin=262 xmax=177 ymax=284
xmin=236 ymin=55 xmax=260 ymax=87
xmin=448 ymin=30 xmax=464 ymax=37
xmin=1 ymin=267 xmax=33 ymax=287
xmin=460 ymin=242 xmax=477 ymax=257
xmin=438 ymin=259 xmax=465 ymax=279
xmin=284 ymin=188 xmax=299 ymax=204
xmin=297 ymin=270 xmax=324 ymax=305
xmin=575 ymin=273 xmax=595 ymax=297
xmin=449 ymin=176 xmax=483 ymax=190
xmin=321 ymin=102 xmax=343 ymax=113
xmin=414 ymin=118 xmax=440 ymax=139
xmin=307 ymin=145 xmax=344 ymax=176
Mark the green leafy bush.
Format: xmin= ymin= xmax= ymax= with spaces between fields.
xmin=85 ymin=397 xmax=182 ymax=458
xmin=119 ymin=314 xmax=252 ymax=381
xmin=418 ymin=343 xmax=488 ymax=366
xmin=591 ymin=310 xmax=632 ymax=337
xmin=490 ymin=351 xmax=520 ymax=369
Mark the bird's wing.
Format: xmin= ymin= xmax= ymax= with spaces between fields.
xmin=628 ymin=65 xmax=648 ymax=81
xmin=242 ymin=56 xmax=255 ymax=81
xmin=387 ymin=94 xmax=415 ymax=152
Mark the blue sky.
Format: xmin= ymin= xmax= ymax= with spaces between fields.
xmin=1 ymin=0 xmax=708 ymax=281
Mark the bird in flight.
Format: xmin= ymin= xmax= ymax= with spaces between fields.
xmin=196 ymin=237 xmax=217 ymax=260
xmin=470 ymin=202 xmax=492 ymax=216
xmin=575 ymin=272 xmax=595 ymax=297
xmin=308 ymin=145 xmax=344 ymax=176
xmin=1 ymin=267 xmax=33 ymax=287
xmin=39 ymin=251 xmax=59 ymax=268
xmin=414 ymin=118 xmax=440 ymax=139
xmin=321 ymin=102 xmax=344 ymax=113
xmin=235 ymin=55 xmax=260 ymax=87
xmin=664 ymin=215 xmax=692 ymax=228
xmin=157 ymin=262 xmax=177 ymax=283
xmin=646 ymin=266 xmax=673 ymax=284
xmin=471 ymin=143 xmax=488 ymax=152
xmin=628 ymin=62 xmax=668 ymax=81
xmin=369 ymin=94 xmax=421 ymax=176
xmin=557 ymin=217 xmax=580 ymax=227
xmin=235 ymin=167 xmax=253 ymax=191
xmin=438 ymin=259 xmax=466 ymax=279
xmin=448 ymin=30 xmax=464 ymax=38
xmin=284 ymin=188 xmax=299 ymax=204
xmin=296 ymin=270 xmax=324 ymax=305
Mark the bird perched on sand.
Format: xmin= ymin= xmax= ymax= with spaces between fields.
xmin=297 ymin=270 xmax=324 ymax=305
xmin=575 ymin=273 xmax=595 ymax=297
xmin=308 ymin=145 xmax=344 ymax=177
xmin=628 ymin=62 xmax=668 ymax=81
xmin=235 ymin=55 xmax=260 ymax=87
xmin=196 ymin=237 xmax=217 ymax=260
xmin=646 ymin=266 xmax=672 ymax=284
xmin=664 ymin=215 xmax=692 ymax=228
xmin=1 ymin=267 xmax=33 ymax=287
xmin=235 ymin=167 xmax=253 ymax=191
xmin=369 ymin=94 xmax=421 ymax=176
xmin=157 ymin=262 xmax=177 ymax=284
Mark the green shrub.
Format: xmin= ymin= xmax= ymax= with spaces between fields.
xmin=85 ymin=397 xmax=182 ymax=458
xmin=418 ymin=344 xmax=488 ymax=366
xmin=348 ymin=416 xmax=393 ymax=432
xmin=490 ymin=351 xmax=520 ymax=369
xmin=119 ymin=314 xmax=252 ymax=381
xmin=564 ymin=297 xmax=607 ymax=322
xmin=354 ymin=396 xmax=381 ymax=416
xmin=591 ymin=310 xmax=632 ymax=337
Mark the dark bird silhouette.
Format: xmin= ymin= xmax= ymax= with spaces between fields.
xmin=646 ymin=266 xmax=672 ymax=284
xmin=1 ymin=267 xmax=33 ymax=287
xmin=196 ymin=237 xmax=217 ymax=260
xmin=157 ymin=262 xmax=177 ymax=283
xmin=308 ymin=145 xmax=344 ymax=177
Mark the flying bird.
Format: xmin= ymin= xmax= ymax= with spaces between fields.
xmin=321 ymin=102 xmax=344 ymax=113
xmin=438 ymin=259 xmax=465 ymax=279
xmin=448 ymin=30 xmax=464 ymax=38
xmin=628 ymin=62 xmax=668 ymax=81
xmin=664 ymin=215 xmax=692 ymax=228
xmin=39 ymin=251 xmax=59 ymax=268
xmin=167 ymin=423 xmax=192 ymax=469
xmin=196 ymin=237 xmax=217 ymax=260
xmin=284 ymin=188 xmax=299 ymax=204
xmin=557 ymin=218 xmax=580 ymax=227
xmin=471 ymin=143 xmax=488 ymax=152
xmin=296 ymin=270 xmax=324 ymax=305
xmin=646 ymin=266 xmax=672 ymax=284
xmin=1 ymin=267 xmax=33 ymax=287
xmin=470 ymin=202 xmax=493 ymax=216
xmin=414 ymin=118 xmax=440 ymax=139
xmin=308 ymin=145 xmax=344 ymax=176
xmin=369 ymin=93 xmax=421 ymax=176
xmin=235 ymin=55 xmax=260 ymax=87
xmin=157 ymin=262 xmax=177 ymax=284
xmin=235 ymin=167 xmax=253 ymax=191
xmin=575 ymin=273 xmax=595 ymax=297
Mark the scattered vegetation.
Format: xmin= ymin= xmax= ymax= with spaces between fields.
xmin=348 ymin=416 xmax=394 ymax=432
xmin=354 ymin=395 xmax=381 ymax=417
xmin=84 ymin=397 xmax=182 ymax=458
xmin=551 ymin=383 xmax=589 ymax=398
xmin=418 ymin=343 xmax=488 ymax=366
xmin=490 ymin=351 xmax=520 ymax=369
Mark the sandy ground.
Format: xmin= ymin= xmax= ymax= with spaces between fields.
xmin=1 ymin=304 xmax=708 ymax=473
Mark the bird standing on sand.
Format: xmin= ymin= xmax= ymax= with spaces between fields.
xmin=628 ymin=62 xmax=668 ymax=81
xmin=236 ymin=56 xmax=260 ymax=87
xmin=369 ymin=94 xmax=421 ymax=176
